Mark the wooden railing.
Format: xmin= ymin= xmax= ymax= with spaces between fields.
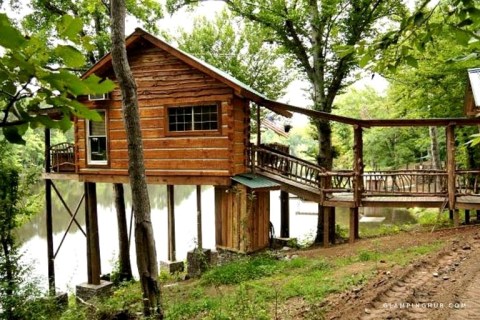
xmin=456 ymin=170 xmax=480 ymax=195
xmin=250 ymin=145 xmax=326 ymax=188
xmin=361 ymin=170 xmax=448 ymax=196
xmin=49 ymin=142 xmax=75 ymax=172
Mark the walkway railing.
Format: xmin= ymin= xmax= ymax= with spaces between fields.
xmin=250 ymin=145 xmax=480 ymax=202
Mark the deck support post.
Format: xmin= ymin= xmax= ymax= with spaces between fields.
xmin=167 ymin=185 xmax=176 ymax=262
xmin=449 ymin=210 xmax=454 ymax=220
xmin=329 ymin=207 xmax=336 ymax=245
xmin=353 ymin=126 xmax=364 ymax=207
xmin=196 ymin=185 xmax=203 ymax=250
xmin=45 ymin=128 xmax=55 ymax=295
xmin=349 ymin=207 xmax=359 ymax=243
xmin=323 ymin=207 xmax=330 ymax=248
xmin=465 ymin=209 xmax=470 ymax=225
xmin=446 ymin=125 xmax=456 ymax=210
xmin=477 ymin=210 xmax=480 ymax=222
xmin=453 ymin=209 xmax=460 ymax=227
xmin=280 ymin=191 xmax=290 ymax=238
xmin=85 ymin=182 xmax=101 ymax=285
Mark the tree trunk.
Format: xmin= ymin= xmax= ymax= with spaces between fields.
xmin=110 ymin=1 xmax=163 ymax=318
xmin=429 ymin=126 xmax=441 ymax=169
xmin=113 ymin=183 xmax=133 ymax=282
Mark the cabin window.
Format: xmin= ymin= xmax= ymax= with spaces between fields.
xmin=88 ymin=93 xmax=109 ymax=101
xmin=86 ymin=110 xmax=108 ymax=165
xmin=168 ymin=105 xmax=219 ymax=132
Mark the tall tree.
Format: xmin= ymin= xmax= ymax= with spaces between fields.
xmin=165 ymin=9 xmax=292 ymax=100
xmin=110 ymin=0 xmax=163 ymax=318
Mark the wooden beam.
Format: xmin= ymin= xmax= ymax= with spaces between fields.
xmin=349 ymin=207 xmax=359 ymax=243
xmin=329 ymin=207 xmax=335 ymax=245
xmin=323 ymin=207 xmax=330 ymax=248
xmin=353 ymin=126 xmax=364 ymax=207
xmin=85 ymin=182 xmax=101 ymax=285
xmin=465 ymin=209 xmax=470 ymax=224
xmin=167 ymin=185 xmax=176 ymax=261
xmin=280 ymin=191 xmax=290 ymax=238
xmin=196 ymin=185 xmax=203 ymax=250
xmin=453 ymin=209 xmax=460 ymax=227
xmin=446 ymin=125 xmax=456 ymax=210
xmin=44 ymin=128 xmax=55 ymax=295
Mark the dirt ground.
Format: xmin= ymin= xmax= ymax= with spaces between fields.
xmin=311 ymin=225 xmax=480 ymax=320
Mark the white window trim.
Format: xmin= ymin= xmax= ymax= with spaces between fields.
xmin=88 ymin=93 xmax=108 ymax=101
xmin=86 ymin=110 xmax=108 ymax=165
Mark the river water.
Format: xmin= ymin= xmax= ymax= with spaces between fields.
xmin=18 ymin=181 xmax=415 ymax=292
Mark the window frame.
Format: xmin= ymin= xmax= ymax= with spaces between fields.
xmin=86 ymin=110 xmax=109 ymax=166
xmin=165 ymin=102 xmax=222 ymax=136
xmin=88 ymin=93 xmax=109 ymax=101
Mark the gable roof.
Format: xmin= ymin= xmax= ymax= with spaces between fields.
xmin=83 ymin=28 xmax=291 ymax=117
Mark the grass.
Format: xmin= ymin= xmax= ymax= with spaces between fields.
xmin=55 ymin=224 xmax=447 ymax=320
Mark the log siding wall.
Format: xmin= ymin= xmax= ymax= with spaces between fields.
xmin=75 ymin=42 xmax=249 ymax=184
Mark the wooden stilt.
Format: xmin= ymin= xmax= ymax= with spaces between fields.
xmin=329 ymin=207 xmax=336 ymax=244
xmin=446 ymin=125 xmax=456 ymax=210
xmin=85 ymin=182 xmax=101 ymax=285
xmin=114 ymin=183 xmax=132 ymax=281
xmin=449 ymin=210 xmax=454 ymax=220
xmin=167 ymin=185 xmax=176 ymax=261
xmin=316 ymin=204 xmax=324 ymax=244
xmin=477 ymin=209 xmax=480 ymax=222
xmin=453 ymin=209 xmax=460 ymax=227
xmin=323 ymin=207 xmax=330 ymax=248
xmin=45 ymin=128 xmax=55 ymax=295
xmin=196 ymin=185 xmax=203 ymax=250
xmin=350 ymin=207 xmax=359 ymax=243
xmin=280 ymin=191 xmax=290 ymax=238
xmin=465 ymin=209 xmax=470 ymax=224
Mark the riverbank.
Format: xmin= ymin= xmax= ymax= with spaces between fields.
xmin=54 ymin=224 xmax=480 ymax=319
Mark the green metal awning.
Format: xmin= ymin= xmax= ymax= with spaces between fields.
xmin=231 ymin=173 xmax=281 ymax=190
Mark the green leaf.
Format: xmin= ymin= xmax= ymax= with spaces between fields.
xmin=83 ymin=75 xmax=116 ymax=94
xmin=54 ymin=45 xmax=86 ymax=68
xmin=405 ymin=55 xmax=419 ymax=68
xmin=457 ymin=18 xmax=474 ymax=27
xmin=68 ymin=100 xmax=103 ymax=121
xmin=359 ymin=53 xmax=373 ymax=68
xmin=452 ymin=29 xmax=471 ymax=46
xmin=0 ymin=14 xmax=26 ymax=50
xmin=56 ymin=15 xmax=83 ymax=43
xmin=3 ymin=126 xmax=26 ymax=145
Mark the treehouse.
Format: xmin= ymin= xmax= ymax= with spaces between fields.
xmin=43 ymin=29 xmax=480 ymax=298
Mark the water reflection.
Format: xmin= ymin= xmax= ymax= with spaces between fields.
xmin=19 ymin=183 xmax=213 ymax=292
xmin=20 ymin=186 xmax=418 ymax=292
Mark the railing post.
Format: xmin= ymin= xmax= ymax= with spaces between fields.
xmin=446 ymin=124 xmax=456 ymax=210
xmin=44 ymin=128 xmax=55 ymax=295
xmin=353 ymin=125 xmax=364 ymax=206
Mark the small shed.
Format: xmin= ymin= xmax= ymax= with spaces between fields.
xmin=464 ymin=68 xmax=480 ymax=117
xmin=215 ymin=174 xmax=280 ymax=253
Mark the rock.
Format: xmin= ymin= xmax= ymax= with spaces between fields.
xmin=291 ymin=254 xmax=299 ymax=259
xmin=380 ymin=260 xmax=386 ymax=263
xmin=433 ymin=272 xmax=439 ymax=277
xmin=443 ymin=276 xmax=450 ymax=280
xmin=462 ymin=244 xmax=471 ymax=250
xmin=281 ymin=246 xmax=291 ymax=251
xmin=353 ymin=287 xmax=362 ymax=293
xmin=451 ymin=279 xmax=456 ymax=282
xmin=454 ymin=262 xmax=460 ymax=266
xmin=365 ymin=308 xmax=371 ymax=314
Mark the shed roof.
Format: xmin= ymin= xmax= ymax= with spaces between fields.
xmin=468 ymin=68 xmax=480 ymax=107
xmin=82 ymin=28 xmax=292 ymax=117
xmin=232 ymin=173 xmax=280 ymax=190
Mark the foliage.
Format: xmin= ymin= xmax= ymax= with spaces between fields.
xmin=201 ymin=254 xmax=281 ymax=286
xmin=0 ymin=13 xmax=114 ymax=143
xmin=0 ymin=140 xmax=53 ymax=319
xmin=357 ymin=0 xmax=480 ymax=73
xmin=9 ymin=0 xmax=163 ymax=65
xmin=165 ymin=9 xmax=293 ymax=101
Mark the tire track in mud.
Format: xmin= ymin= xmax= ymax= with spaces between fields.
xmin=360 ymin=240 xmax=480 ymax=320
